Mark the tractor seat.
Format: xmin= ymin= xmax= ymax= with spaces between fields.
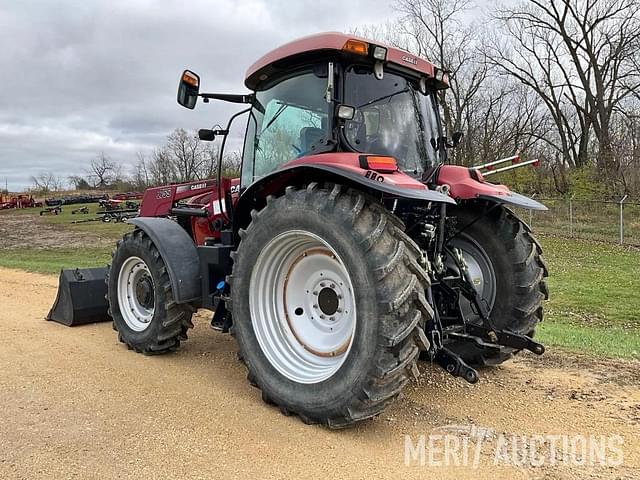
xmin=299 ymin=127 xmax=324 ymax=155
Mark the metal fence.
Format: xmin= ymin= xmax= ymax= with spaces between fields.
xmin=513 ymin=196 xmax=640 ymax=246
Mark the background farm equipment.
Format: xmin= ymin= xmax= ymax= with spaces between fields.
xmin=71 ymin=206 xmax=90 ymax=214
xmin=112 ymin=192 xmax=144 ymax=201
xmin=40 ymin=206 xmax=62 ymax=216
xmin=100 ymin=209 xmax=137 ymax=223
xmin=0 ymin=194 xmax=41 ymax=209
xmin=45 ymin=193 xmax=108 ymax=206
xmin=97 ymin=198 xmax=139 ymax=211
xmin=52 ymin=32 xmax=548 ymax=428
xmin=69 ymin=206 xmax=138 ymax=224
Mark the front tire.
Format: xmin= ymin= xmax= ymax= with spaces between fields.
xmin=231 ymin=184 xmax=433 ymax=428
xmin=108 ymin=229 xmax=194 ymax=354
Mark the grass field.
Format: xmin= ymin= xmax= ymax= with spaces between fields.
xmin=0 ymin=206 xmax=638 ymax=359
xmin=537 ymin=235 xmax=640 ymax=359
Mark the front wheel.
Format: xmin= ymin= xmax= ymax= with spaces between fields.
xmin=107 ymin=229 xmax=194 ymax=354
xmin=446 ymin=206 xmax=549 ymax=366
xmin=231 ymin=184 xmax=433 ymax=428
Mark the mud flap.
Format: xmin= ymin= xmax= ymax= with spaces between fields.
xmin=46 ymin=268 xmax=110 ymax=326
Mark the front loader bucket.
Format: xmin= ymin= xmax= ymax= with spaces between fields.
xmin=46 ymin=268 xmax=111 ymax=326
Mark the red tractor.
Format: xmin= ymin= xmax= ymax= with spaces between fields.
xmin=103 ymin=33 xmax=548 ymax=427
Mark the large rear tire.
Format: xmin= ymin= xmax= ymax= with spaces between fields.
xmin=446 ymin=205 xmax=548 ymax=366
xmin=230 ymin=184 xmax=433 ymax=428
xmin=108 ymin=229 xmax=194 ymax=354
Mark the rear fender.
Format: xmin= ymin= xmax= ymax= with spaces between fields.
xmin=233 ymin=153 xmax=456 ymax=235
xmin=128 ymin=217 xmax=201 ymax=303
xmin=437 ymin=165 xmax=547 ymax=211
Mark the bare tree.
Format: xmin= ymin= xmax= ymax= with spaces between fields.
xmin=167 ymin=128 xmax=205 ymax=182
xmin=199 ymin=143 xmax=220 ymax=179
xmin=394 ymin=0 xmax=489 ymax=164
xmin=222 ymin=151 xmax=242 ymax=177
xmin=30 ymin=172 xmax=63 ymax=193
xmin=87 ymin=152 xmax=118 ymax=188
xmin=68 ymin=175 xmax=91 ymax=190
xmin=132 ymin=151 xmax=151 ymax=189
xmin=148 ymin=147 xmax=176 ymax=185
xmin=491 ymin=0 xmax=640 ymax=180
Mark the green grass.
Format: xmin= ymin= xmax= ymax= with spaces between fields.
xmin=0 ymin=247 xmax=113 ymax=274
xmin=537 ymin=321 xmax=639 ymax=359
xmin=536 ymin=235 xmax=640 ymax=359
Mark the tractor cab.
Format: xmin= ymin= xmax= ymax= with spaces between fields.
xmin=178 ymin=33 xmax=453 ymax=187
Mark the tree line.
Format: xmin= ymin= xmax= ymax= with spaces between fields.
xmin=29 ymin=128 xmax=241 ymax=194
xmin=357 ymin=0 xmax=640 ymax=198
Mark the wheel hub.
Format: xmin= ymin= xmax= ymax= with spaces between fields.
xmin=318 ymin=287 xmax=339 ymax=316
xmin=135 ymin=276 xmax=154 ymax=310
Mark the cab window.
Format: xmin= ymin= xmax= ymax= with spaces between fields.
xmin=241 ymin=71 xmax=329 ymax=186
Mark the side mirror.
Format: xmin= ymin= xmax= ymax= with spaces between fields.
xmin=451 ymin=131 xmax=464 ymax=147
xmin=198 ymin=129 xmax=216 ymax=141
xmin=177 ymin=70 xmax=200 ymax=109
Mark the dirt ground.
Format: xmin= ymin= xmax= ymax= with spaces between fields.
xmin=0 ymin=211 xmax=113 ymax=249
xmin=0 ymin=267 xmax=638 ymax=479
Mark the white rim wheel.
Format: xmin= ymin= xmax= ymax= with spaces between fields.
xmin=249 ymin=230 xmax=357 ymax=384
xmin=117 ymin=256 xmax=155 ymax=332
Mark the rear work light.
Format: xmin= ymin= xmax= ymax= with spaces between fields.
xmin=372 ymin=45 xmax=387 ymax=61
xmin=359 ymin=155 xmax=398 ymax=173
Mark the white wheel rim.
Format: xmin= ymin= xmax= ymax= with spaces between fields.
xmin=249 ymin=230 xmax=356 ymax=384
xmin=117 ymin=256 xmax=155 ymax=332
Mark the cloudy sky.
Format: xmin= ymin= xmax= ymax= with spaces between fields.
xmin=0 ymin=0 xmax=395 ymax=191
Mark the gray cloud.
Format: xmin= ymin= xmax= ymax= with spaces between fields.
xmin=0 ymin=0 xmax=394 ymax=191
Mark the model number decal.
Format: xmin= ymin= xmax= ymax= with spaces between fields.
xmin=365 ymin=170 xmax=385 ymax=182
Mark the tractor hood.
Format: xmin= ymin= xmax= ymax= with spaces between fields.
xmin=436 ymin=165 xmax=547 ymax=211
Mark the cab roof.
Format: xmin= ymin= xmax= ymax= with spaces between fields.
xmin=244 ymin=32 xmax=445 ymax=90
